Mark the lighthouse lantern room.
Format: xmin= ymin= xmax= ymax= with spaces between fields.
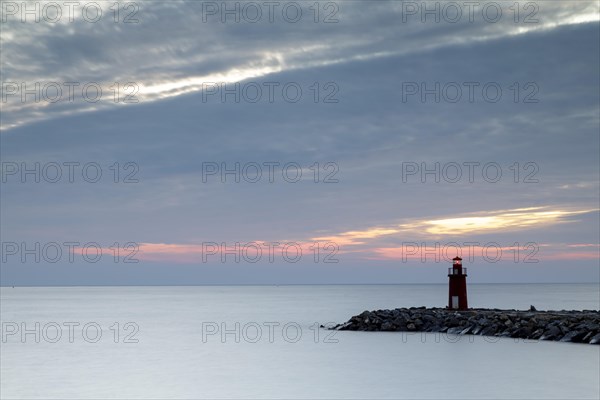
xmin=448 ymin=256 xmax=468 ymax=310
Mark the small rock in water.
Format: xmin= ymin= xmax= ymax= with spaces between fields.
xmin=540 ymin=325 xmax=561 ymax=340
xmin=589 ymin=333 xmax=600 ymax=344
xmin=459 ymin=326 xmax=472 ymax=335
xmin=381 ymin=321 xmax=394 ymax=331
xmin=559 ymin=331 xmax=584 ymax=342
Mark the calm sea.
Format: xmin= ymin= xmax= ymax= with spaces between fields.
xmin=1 ymin=284 xmax=599 ymax=399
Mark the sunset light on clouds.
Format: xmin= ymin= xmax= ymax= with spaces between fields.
xmin=118 ymin=206 xmax=599 ymax=264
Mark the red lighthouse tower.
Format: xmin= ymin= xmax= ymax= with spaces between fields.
xmin=448 ymin=256 xmax=468 ymax=310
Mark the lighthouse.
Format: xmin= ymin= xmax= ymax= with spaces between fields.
xmin=448 ymin=256 xmax=468 ymax=310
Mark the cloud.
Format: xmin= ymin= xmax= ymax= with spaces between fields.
xmin=308 ymin=207 xmax=598 ymax=245
xmin=2 ymin=0 xmax=598 ymax=130
xmin=404 ymin=207 xmax=597 ymax=236
xmin=312 ymin=228 xmax=402 ymax=246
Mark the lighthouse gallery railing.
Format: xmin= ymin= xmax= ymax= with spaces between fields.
xmin=448 ymin=268 xmax=467 ymax=275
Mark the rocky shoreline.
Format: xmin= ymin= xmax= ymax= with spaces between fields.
xmin=331 ymin=307 xmax=600 ymax=344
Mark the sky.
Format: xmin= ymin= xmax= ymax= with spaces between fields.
xmin=0 ymin=0 xmax=599 ymax=285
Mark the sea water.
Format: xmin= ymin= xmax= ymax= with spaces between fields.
xmin=1 ymin=284 xmax=599 ymax=399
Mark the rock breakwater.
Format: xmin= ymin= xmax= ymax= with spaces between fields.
xmin=332 ymin=307 xmax=600 ymax=344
